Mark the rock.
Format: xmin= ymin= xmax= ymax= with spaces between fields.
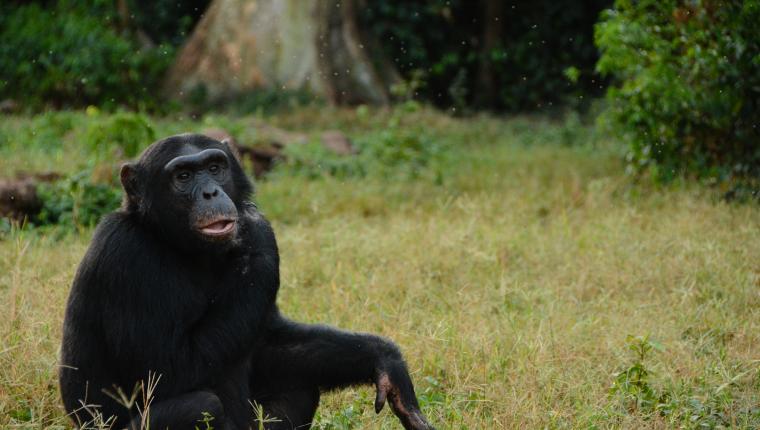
xmin=201 ymin=128 xmax=280 ymax=178
xmin=251 ymin=121 xmax=308 ymax=148
xmin=236 ymin=146 xmax=285 ymax=179
xmin=321 ymin=130 xmax=356 ymax=155
xmin=0 ymin=172 xmax=63 ymax=221
xmin=14 ymin=171 xmax=63 ymax=182
xmin=0 ymin=178 xmax=41 ymax=221
xmin=0 ymin=99 xmax=18 ymax=114
xmin=201 ymin=125 xmax=355 ymax=179
xmin=202 ymin=128 xmax=238 ymax=147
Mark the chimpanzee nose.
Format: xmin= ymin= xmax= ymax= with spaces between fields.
xmin=202 ymin=187 xmax=219 ymax=200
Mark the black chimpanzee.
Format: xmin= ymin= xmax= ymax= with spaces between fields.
xmin=59 ymin=134 xmax=435 ymax=430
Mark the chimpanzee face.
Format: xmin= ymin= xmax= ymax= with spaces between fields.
xmin=120 ymin=134 xmax=253 ymax=249
xmin=163 ymin=146 xmax=239 ymax=242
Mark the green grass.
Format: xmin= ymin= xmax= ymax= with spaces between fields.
xmin=1 ymin=107 xmax=758 ymax=429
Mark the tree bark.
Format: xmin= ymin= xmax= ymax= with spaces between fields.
xmin=165 ymin=0 xmax=400 ymax=105
xmin=475 ymin=0 xmax=504 ymax=109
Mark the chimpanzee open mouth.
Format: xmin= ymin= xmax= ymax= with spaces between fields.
xmin=198 ymin=217 xmax=237 ymax=237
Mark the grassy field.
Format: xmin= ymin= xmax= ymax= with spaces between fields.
xmin=1 ymin=108 xmax=758 ymax=429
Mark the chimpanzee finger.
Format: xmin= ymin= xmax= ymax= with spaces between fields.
xmin=394 ymin=405 xmax=436 ymax=430
xmin=375 ymin=387 xmax=388 ymax=413
xmin=387 ymin=389 xmax=436 ymax=429
xmin=375 ymin=373 xmax=391 ymax=413
xmin=408 ymin=410 xmax=436 ymax=430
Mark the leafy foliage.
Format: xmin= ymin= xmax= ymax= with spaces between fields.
xmin=610 ymin=335 xmax=664 ymax=411
xmin=0 ymin=1 xmax=174 ymax=110
xmin=34 ymin=170 xmax=122 ymax=229
xmin=361 ymin=0 xmax=611 ymax=112
xmin=84 ymin=111 xmax=156 ymax=158
xmin=596 ymin=0 xmax=760 ymax=198
xmin=130 ymin=0 xmax=209 ymax=46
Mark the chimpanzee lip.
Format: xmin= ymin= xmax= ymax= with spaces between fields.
xmin=198 ymin=217 xmax=237 ymax=237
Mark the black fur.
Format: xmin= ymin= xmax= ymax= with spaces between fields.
xmin=59 ymin=134 xmax=434 ymax=430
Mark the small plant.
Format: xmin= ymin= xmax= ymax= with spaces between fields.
xmin=250 ymin=401 xmax=281 ymax=430
xmin=417 ymin=376 xmax=446 ymax=408
xmin=103 ymin=372 xmax=161 ymax=430
xmin=0 ymin=217 xmax=11 ymax=238
xmin=195 ymin=412 xmax=216 ymax=430
xmin=312 ymin=392 xmax=367 ymax=430
xmin=610 ymin=335 xmax=664 ymax=412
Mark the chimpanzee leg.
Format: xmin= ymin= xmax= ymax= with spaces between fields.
xmin=126 ymin=391 xmax=228 ymax=430
xmin=250 ymin=387 xmax=320 ymax=430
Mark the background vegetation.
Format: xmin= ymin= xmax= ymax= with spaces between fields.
xmin=596 ymin=0 xmax=760 ymax=198
xmin=0 ymin=1 xmax=174 ymax=111
xmin=361 ymin=0 xmax=611 ymax=112
xmin=1 ymin=0 xmax=757 ymax=192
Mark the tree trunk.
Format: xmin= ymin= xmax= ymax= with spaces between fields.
xmin=165 ymin=0 xmax=400 ymax=105
xmin=475 ymin=0 xmax=504 ymax=109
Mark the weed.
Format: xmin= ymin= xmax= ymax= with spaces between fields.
xmin=609 ymin=335 xmax=664 ymax=413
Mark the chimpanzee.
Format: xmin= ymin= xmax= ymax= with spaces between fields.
xmin=59 ymin=134 xmax=434 ymax=430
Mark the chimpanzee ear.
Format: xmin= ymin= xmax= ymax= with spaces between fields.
xmin=221 ymin=138 xmax=242 ymax=162
xmin=120 ymin=163 xmax=141 ymax=207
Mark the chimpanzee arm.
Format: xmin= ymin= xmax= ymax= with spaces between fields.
xmin=255 ymin=312 xmax=435 ymax=430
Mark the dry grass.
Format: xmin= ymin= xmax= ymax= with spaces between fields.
xmin=0 ymin=109 xmax=758 ymax=429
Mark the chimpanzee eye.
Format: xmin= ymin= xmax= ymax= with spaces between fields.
xmin=209 ymin=164 xmax=220 ymax=175
xmin=176 ymin=171 xmax=192 ymax=182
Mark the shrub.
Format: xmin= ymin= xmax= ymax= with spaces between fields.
xmin=34 ymin=170 xmax=122 ymax=229
xmin=0 ymin=1 xmax=174 ymax=110
xmin=84 ymin=112 xmax=156 ymax=158
xmin=595 ymin=0 xmax=760 ymax=198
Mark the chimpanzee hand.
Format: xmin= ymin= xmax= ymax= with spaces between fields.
xmin=374 ymin=360 xmax=435 ymax=430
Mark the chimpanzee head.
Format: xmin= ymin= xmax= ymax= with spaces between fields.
xmin=120 ymin=134 xmax=252 ymax=251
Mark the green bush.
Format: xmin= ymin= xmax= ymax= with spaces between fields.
xmin=34 ymin=171 xmax=122 ymax=229
xmin=596 ymin=0 xmax=760 ymax=198
xmin=0 ymin=1 xmax=174 ymax=110
xmin=84 ymin=111 xmax=156 ymax=158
